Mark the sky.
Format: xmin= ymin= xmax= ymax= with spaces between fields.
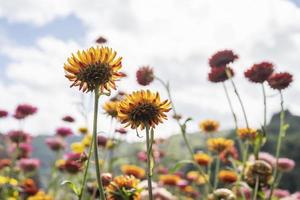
xmin=0 ymin=0 xmax=300 ymax=140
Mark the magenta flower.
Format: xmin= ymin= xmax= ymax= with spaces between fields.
xmin=10 ymin=143 xmax=33 ymax=159
xmin=64 ymin=152 xmax=82 ymax=162
xmin=277 ymin=158 xmax=295 ymax=172
xmin=62 ymin=115 xmax=75 ymax=123
xmin=97 ymin=135 xmax=108 ymax=147
xmin=45 ymin=137 xmax=66 ymax=151
xmin=56 ymin=127 xmax=73 ymax=137
xmin=136 ymin=66 xmax=154 ymax=86
xmin=137 ymin=151 xmax=147 ymax=162
xmin=14 ymin=104 xmax=38 ymax=120
xmin=19 ymin=158 xmax=40 ymax=172
xmin=7 ymin=130 xmax=30 ymax=143
xmin=0 ymin=109 xmax=8 ymax=118
xmin=266 ymin=189 xmax=290 ymax=199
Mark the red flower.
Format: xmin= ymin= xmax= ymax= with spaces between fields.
xmin=245 ymin=62 xmax=274 ymax=83
xmin=62 ymin=115 xmax=75 ymax=123
xmin=209 ymin=50 xmax=238 ymax=68
xmin=56 ymin=127 xmax=73 ymax=137
xmin=7 ymin=130 xmax=30 ymax=143
xmin=95 ymin=36 xmax=107 ymax=44
xmin=220 ymin=147 xmax=239 ymax=163
xmin=14 ymin=104 xmax=37 ymax=119
xmin=20 ymin=179 xmax=39 ymax=196
xmin=64 ymin=160 xmax=82 ymax=174
xmin=0 ymin=109 xmax=8 ymax=118
xmin=267 ymin=72 xmax=293 ymax=90
xmin=0 ymin=159 xmax=11 ymax=170
xmin=136 ymin=66 xmax=154 ymax=86
xmin=208 ymin=66 xmax=234 ymax=83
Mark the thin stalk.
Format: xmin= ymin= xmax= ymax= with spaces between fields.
xmin=252 ymin=176 xmax=259 ymax=200
xmin=92 ymin=87 xmax=106 ymax=200
xmin=222 ymin=82 xmax=238 ymax=130
xmin=262 ymin=83 xmax=267 ymax=129
xmin=78 ymin=136 xmax=94 ymax=200
xmin=145 ymin=125 xmax=153 ymax=200
xmin=268 ymin=91 xmax=285 ymax=200
xmin=226 ymin=69 xmax=249 ymax=129
xmin=213 ymin=157 xmax=220 ymax=190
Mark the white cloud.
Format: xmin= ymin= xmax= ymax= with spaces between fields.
xmin=0 ymin=0 xmax=300 ymax=140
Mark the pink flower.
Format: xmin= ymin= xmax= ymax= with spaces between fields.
xmin=0 ymin=109 xmax=8 ymax=118
xmin=137 ymin=151 xmax=147 ymax=162
xmin=45 ymin=137 xmax=66 ymax=151
xmin=64 ymin=152 xmax=82 ymax=162
xmin=7 ymin=130 xmax=30 ymax=143
xmin=266 ymin=189 xmax=290 ymax=199
xmin=277 ymin=158 xmax=295 ymax=172
xmin=14 ymin=104 xmax=37 ymax=120
xmin=19 ymin=158 xmax=40 ymax=172
xmin=249 ymin=152 xmax=276 ymax=166
xmin=56 ymin=127 xmax=73 ymax=137
xmin=10 ymin=143 xmax=33 ymax=159
xmin=177 ymin=180 xmax=188 ymax=189
xmin=62 ymin=115 xmax=75 ymax=123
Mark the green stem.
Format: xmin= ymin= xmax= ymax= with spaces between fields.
xmin=252 ymin=176 xmax=259 ymax=200
xmin=92 ymin=87 xmax=106 ymax=200
xmin=78 ymin=136 xmax=94 ymax=200
xmin=222 ymin=82 xmax=238 ymax=130
xmin=268 ymin=91 xmax=285 ymax=200
xmin=226 ymin=69 xmax=249 ymax=129
xmin=213 ymin=157 xmax=220 ymax=190
xmin=262 ymin=83 xmax=267 ymax=129
xmin=145 ymin=125 xmax=153 ymax=200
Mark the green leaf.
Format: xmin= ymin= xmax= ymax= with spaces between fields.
xmin=61 ymin=180 xmax=80 ymax=196
xmin=170 ymin=160 xmax=194 ymax=173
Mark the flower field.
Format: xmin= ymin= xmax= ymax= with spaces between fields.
xmin=0 ymin=44 xmax=299 ymax=200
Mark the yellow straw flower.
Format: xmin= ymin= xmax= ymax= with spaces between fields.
xmin=159 ymin=174 xmax=181 ymax=186
xmin=118 ymin=90 xmax=171 ymax=129
xmin=64 ymin=46 xmax=123 ymax=93
xmin=237 ymin=128 xmax=257 ymax=140
xmin=207 ymin=137 xmax=234 ymax=153
xmin=78 ymin=126 xmax=88 ymax=135
xmin=103 ymin=101 xmax=119 ymax=118
xmin=71 ymin=142 xmax=85 ymax=153
xmin=186 ymin=171 xmax=208 ymax=185
xmin=81 ymin=134 xmax=92 ymax=147
xmin=199 ymin=119 xmax=220 ymax=133
xmin=121 ymin=164 xmax=145 ymax=179
xmin=107 ymin=175 xmax=141 ymax=200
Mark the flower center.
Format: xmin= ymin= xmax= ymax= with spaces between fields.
xmin=77 ymin=63 xmax=112 ymax=91
xmin=130 ymin=103 xmax=158 ymax=123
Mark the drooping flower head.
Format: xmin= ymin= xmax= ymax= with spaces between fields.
xmin=208 ymin=66 xmax=234 ymax=83
xmin=103 ymin=101 xmax=119 ymax=118
xmin=118 ymin=90 xmax=171 ymax=130
xmin=218 ymin=170 xmax=238 ymax=184
xmin=106 ymin=175 xmax=141 ymax=200
xmin=62 ymin=115 xmax=75 ymax=123
xmin=0 ymin=109 xmax=8 ymax=118
xmin=199 ymin=119 xmax=220 ymax=133
xmin=7 ymin=130 xmax=30 ymax=143
xmin=237 ymin=128 xmax=257 ymax=141
xmin=136 ymin=66 xmax=154 ymax=86
xmin=194 ymin=152 xmax=212 ymax=166
xmin=244 ymin=62 xmax=274 ymax=83
xmin=45 ymin=137 xmax=66 ymax=151
xmin=56 ymin=127 xmax=73 ymax=137
xmin=64 ymin=47 xmax=123 ymax=93
xmin=209 ymin=50 xmax=238 ymax=68
xmin=121 ymin=164 xmax=145 ymax=179
xmin=18 ymin=158 xmax=40 ymax=172
xmin=245 ymin=160 xmax=273 ymax=187
xmin=14 ymin=104 xmax=38 ymax=119
xmin=267 ymin=72 xmax=293 ymax=90
xmin=207 ymin=138 xmax=234 ymax=154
